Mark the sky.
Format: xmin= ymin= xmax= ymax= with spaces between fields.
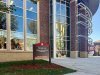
xmin=90 ymin=4 xmax=100 ymax=42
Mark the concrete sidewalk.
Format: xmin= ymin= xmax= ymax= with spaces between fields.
xmin=52 ymin=56 xmax=100 ymax=75
xmin=64 ymin=72 xmax=95 ymax=75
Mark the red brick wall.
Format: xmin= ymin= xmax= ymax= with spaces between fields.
xmin=70 ymin=0 xmax=78 ymax=51
xmin=39 ymin=0 xmax=49 ymax=43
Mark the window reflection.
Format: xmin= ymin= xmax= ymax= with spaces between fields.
xmin=56 ymin=3 xmax=60 ymax=14
xmin=60 ymin=16 xmax=66 ymax=24
xmin=27 ymin=11 xmax=37 ymax=20
xmin=2 ymin=0 xmax=6 ymax=3
xmin=27 ymin=0 xmax=37 ymax=12
xmin=55 ymin=0 xmax=70 ymax=58
xmin=27 ymin=19 xmax=37 ymax=50
xmin=0 ymin=12 xmax=7 ymax=49
xmin=61 ymin=4 xmax=66 ymax=16
xmin=10 ymin=0 xmax=24 ymax=50
xmin=56 ymin=15 xmax=60 ymax=22
xmin=10 ymin=0 xmax=23 ymax=7
xmin=11 ymin=15 xmax=24 ymax=50
xmin=26 ymin=0 xmax=38 ymax=51
xmin=56 ymin=51 xmax=67 ymax=58
xmin=27 ymin=19 xmax=37 ymax=34
xmin=12 ymin=7 xmax=23 ymax=16
xmin=56 ymin=22 xmax=66 ymax=50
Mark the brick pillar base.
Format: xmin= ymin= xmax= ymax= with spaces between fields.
xmin=80 ymin=51 xmax=88 ymax=58
xmin=70 ymin=51 xmax=78 ymax=58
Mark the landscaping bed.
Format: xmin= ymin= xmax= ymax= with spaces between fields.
xmin=0 ymin=60 xmax=76 ymax=75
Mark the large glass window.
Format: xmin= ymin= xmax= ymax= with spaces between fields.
xmin=26 ymin=0 xmax=38 ymax=50
xmin=11 ymin=15 xmax=24 ymax=50
xmin=10 ymin=0 xmax=24 ymax=50
xmin=0 ymin=12 xmax=7 ymax=49
xmin=0 ymin=0 xmax=38 ymax=51
xmin=55 ymin=0 xmax=70 ymax=58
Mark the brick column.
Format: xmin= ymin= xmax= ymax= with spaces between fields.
xmin=70 ymin=0 xmax=78 ymax=58
xmin=39 ymin=0 xmax=49 ymax=43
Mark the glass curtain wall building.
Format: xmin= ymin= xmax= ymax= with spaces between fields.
xmin=0 ymin=0 xmax=99 ymax=61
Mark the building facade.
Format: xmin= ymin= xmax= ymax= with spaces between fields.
xmin=94 ymin=40 xmax=100 ymax=56
xmin=0 ymin=0 xmax=99 ymax=61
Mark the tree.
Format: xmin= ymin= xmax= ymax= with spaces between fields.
xmin=0 ymin=12 xmax=6 ymax=29
xmin=0 ymin=0 xmax=14 ymax=12
xmin=0 ymin=0 xmax=9 ymax=12
xmin=11 ymin=15 xmax=18 ymax=31
xmin=0 ymin=11 xmax=18 ymax=31
xmin=0 ymin=0 xmax=18 ymax=30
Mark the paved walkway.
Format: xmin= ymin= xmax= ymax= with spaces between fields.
xmin=51 ymin=56 xmax=100 ymax=75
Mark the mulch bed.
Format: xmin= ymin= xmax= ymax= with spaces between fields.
xmin=12 ymin=63 xmax=64 ymax=70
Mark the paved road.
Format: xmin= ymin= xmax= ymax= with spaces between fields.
xmin=52 ymin=56 xmax=100 ymax=75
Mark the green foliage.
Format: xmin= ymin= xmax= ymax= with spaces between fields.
xmin=0 ymin=0 xmax=9 ymax=12
xmin=0 ymin=12 xmax=6 ymax=29
xmin=0 ymin=12 xmax=18 ymax=30
xmin=0 ymin=0 xmax=15 ymax=12
xmin=0 ymin=1 xmax=17 ymax=30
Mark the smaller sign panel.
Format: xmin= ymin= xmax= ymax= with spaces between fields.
xmin=33 ymin=42 xmax=49 ymax=59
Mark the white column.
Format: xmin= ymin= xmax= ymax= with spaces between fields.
xmin=37 ymin=1 xmax=40 ymax=43
xmin=23 ymin=0 xmax=27 ymax=51
xmin=6 ymin=0 xmax=11 ymax=50
xmin=53 ymin=0 xmax=56 ymax=58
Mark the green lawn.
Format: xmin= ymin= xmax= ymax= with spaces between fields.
xmin=0 ymin=60 xmax=76 ymax=75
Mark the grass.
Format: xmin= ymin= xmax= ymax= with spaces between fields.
xmin=0 ymin=60 xmax=76 ymax=75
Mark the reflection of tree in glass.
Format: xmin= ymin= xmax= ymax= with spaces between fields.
xmin=0 ymin=0 xmax=9 ymax=12
xmin=56 ymin=22 xmax=61 ymax=35
xmin=11 ymin=15 xmax=18 ymax=31
xmin=0 ymin=13 xmax=18 ymax=31
xmin=0 ymin=13 xmax=6 ymax=29
xmin=56 ymin=22 xmax=66 ymax=50
xmin=28 ymin=21 xmax=37 ymax=34
xmin=0 ymin=0 xmax=17 ymax=30
xmin=0 ymin=0 xmax=15 ymax=12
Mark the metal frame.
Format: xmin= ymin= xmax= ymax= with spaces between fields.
xmin=77 ymin=2 xmax=93 ymax=36
xmin=76 ymin=2 xmax=93 ymax=51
